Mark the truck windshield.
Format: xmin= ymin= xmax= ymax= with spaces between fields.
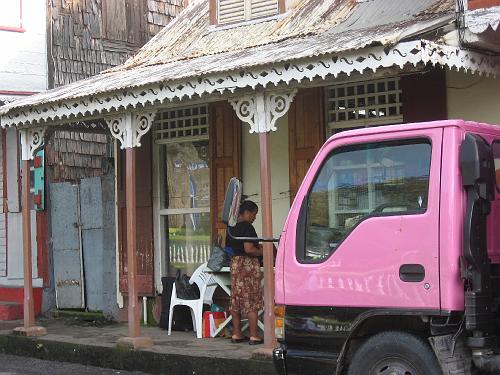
xmin=301 ymin=138 xmax=432 ymax=262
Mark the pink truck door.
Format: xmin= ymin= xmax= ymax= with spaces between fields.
xmin=284 ymin=128 xmax=442 ymax=311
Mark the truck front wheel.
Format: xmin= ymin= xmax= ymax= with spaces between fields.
xmin=347 ymin=331 xmax=442 ymax=375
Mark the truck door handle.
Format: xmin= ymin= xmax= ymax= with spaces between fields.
xmin=399 ymin=264 xmax=425 ymax=282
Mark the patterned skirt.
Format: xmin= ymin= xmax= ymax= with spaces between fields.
xmin=229 ymin=256 xmax=263 ymax=316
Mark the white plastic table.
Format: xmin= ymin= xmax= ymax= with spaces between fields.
xmin=203 ymin=266 xmax=264 ymax=337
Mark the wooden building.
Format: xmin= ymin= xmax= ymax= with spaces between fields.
xmin=1 ymin=0 xmax=499 ymax=347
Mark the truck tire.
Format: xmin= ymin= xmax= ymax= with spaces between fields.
xmin=347 ymin=331 xmax=442 ymax=375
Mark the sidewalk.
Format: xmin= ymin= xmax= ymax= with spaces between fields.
xmin=0 ymin=318 xmax=275 ymax=375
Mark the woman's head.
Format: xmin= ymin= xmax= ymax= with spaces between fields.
xmin=239 ymin=200 xmax=258 ymax=223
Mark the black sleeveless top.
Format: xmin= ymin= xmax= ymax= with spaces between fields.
xmin=226 ymin=221 xmax=259 ymax=257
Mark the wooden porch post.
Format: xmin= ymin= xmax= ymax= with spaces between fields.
xmin=229 ymin=90 xmax=296 ymax=352
xmin=125 ymin=147 xmax=141 ymax=338
xmin=108 ymin=111 xmax=155 ymax=350
xmin=259 ymin=132 xmax=276 ymax=349
xmin=21 ymin=160 xmax=35 ymax=328
xmin=14 ymin=129 xmax=46 ymax=337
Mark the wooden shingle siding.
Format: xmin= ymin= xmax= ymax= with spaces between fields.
xmin=147 ymin=0 xmax=184 ymax=37
xmin=46 ymin=0 xmax=183 ymax=182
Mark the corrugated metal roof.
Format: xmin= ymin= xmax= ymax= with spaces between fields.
xmin=0 ymin=0 xmax=455 ymax=116
xmin=120 ymin=0 xmax=451 ymax=69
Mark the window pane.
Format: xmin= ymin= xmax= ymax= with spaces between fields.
xmin=166 ymin=213 xmax=211 ymax=276
xmin=301 ymin=139 xmax=432 ymax=262
xmin=493 ymin=141 xmax=500 ymax=192
xmin=163 ymin=141 xmax=210 ymax=210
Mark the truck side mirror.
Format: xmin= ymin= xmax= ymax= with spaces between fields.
xmin=222 ymin=177 xmax=242 ymax=227
xmin=460 ymin=133 xmax=495 ymax=201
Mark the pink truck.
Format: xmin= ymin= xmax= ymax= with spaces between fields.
xmin=266 ymin=120 xmax=500 ymax=375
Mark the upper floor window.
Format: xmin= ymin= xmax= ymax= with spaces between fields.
xmin=0 ymin=0 xmax=24 ymax=32
xmin=214 ymin=0 xmax=283 ymax=25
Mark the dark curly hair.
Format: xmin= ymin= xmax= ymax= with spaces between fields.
xmin=239 ymin=200 xmax=258 ymax=215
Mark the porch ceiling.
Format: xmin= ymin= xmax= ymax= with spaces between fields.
xmin=1 ymin=0 xmax=499 ymax=128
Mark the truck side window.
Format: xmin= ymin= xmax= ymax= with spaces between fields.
xmin=300 ymin=139 xmax=432 ymax=262
xmin=493 ymin=141 xmax=500 ymax=192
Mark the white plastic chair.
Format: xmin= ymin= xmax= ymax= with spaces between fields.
xmin=168 ymin=263 xmax=218 ymax=338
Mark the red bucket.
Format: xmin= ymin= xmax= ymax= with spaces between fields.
xmin=202 ymin=311 xmax=227 ymax=338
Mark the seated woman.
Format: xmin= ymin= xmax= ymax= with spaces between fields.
xmin=226 ymin=200 xmax=263 ymax=345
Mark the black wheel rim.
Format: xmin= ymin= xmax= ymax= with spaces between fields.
xmin=370 ymin=356 xmax=419 ymax=375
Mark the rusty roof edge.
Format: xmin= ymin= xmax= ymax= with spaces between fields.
xmin=376 ymin=14 xmax=455 ymax=48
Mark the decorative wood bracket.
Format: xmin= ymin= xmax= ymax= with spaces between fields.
xmin=105 ymin=111 xmax=157 ymax=149
xmin=20 ymin=127 xmax=46 ymax=161
xmin=229 ymin=90 xmax=297 ymax=133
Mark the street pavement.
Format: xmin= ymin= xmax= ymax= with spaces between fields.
xmin=0 ymin=354 xmax=151 ymax=375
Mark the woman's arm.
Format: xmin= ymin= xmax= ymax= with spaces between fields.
xmin=243 ymin=241 xmax=263 ymax=257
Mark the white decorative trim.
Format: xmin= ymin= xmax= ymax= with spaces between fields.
xmin=229 ymin=90 xmax=296 ymax=133
xmin=20 ymin=127 xmax=46 ymax=161
xmin=135 ymin=112 xmax=156 ymax=146
xmin=2 ymin=40 xmax=500 ymax=128
xmin=421 ymin=40 xmax=500 ymax=75
xmin=106 ymin=111 xmax=156 ymax=149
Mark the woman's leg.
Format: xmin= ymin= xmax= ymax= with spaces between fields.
xmin=247 ymin=311 xmax=259 ymax=340
xmin=231 ymin=311 xmax=243 ymax=339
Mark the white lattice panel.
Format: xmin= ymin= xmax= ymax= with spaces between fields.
xmin=153 ymin=105 xmax=209 ymax=143
xmin=326 ymin=77 xmax=403 ymax=134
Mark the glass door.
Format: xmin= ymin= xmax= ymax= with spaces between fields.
xmin=154 ymin=105 xmax=211 ymax=276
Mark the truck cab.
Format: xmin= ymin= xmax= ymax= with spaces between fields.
xmin=273 ymin=120 xmax=500 ymax=375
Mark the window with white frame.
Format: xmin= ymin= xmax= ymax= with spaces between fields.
xmin=326 ymin=78 xmax=403 ymax=136
xmin=217 ymin=0 xmax=279 ymax=25
xmin=154 ymin=105 xmax=211 ymax=277
xmin=0 ymin=0 xmax=23 ymax=31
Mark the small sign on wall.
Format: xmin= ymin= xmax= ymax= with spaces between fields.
xmin=32 ymin=149 xmax=44 ymax=211
xmin=19 ymin=149 xmax=45 ymax=211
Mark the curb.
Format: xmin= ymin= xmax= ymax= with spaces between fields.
xmin=0 ymin=334 xmax=275 ymax=375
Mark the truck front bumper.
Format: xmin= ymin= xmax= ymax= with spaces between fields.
xmin=273 ymin=345 xmax=287 ymax=375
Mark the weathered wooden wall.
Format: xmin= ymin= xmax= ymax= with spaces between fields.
xmin=46 ymin=0 xmax=184 ymax=182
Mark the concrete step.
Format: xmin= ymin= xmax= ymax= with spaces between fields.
xmin=0 ymin=301 xmax=23 ymax=321
xmin=0 ymin=287 xmax=24 ymax=303
xmin=0 ymin=287 xmax=43 ymax=317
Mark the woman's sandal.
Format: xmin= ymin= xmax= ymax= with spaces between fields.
xmin=249 ymin=338 xmax=264 ymax=345
xmin=231 ymin=336 xmax=249 ymax=343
